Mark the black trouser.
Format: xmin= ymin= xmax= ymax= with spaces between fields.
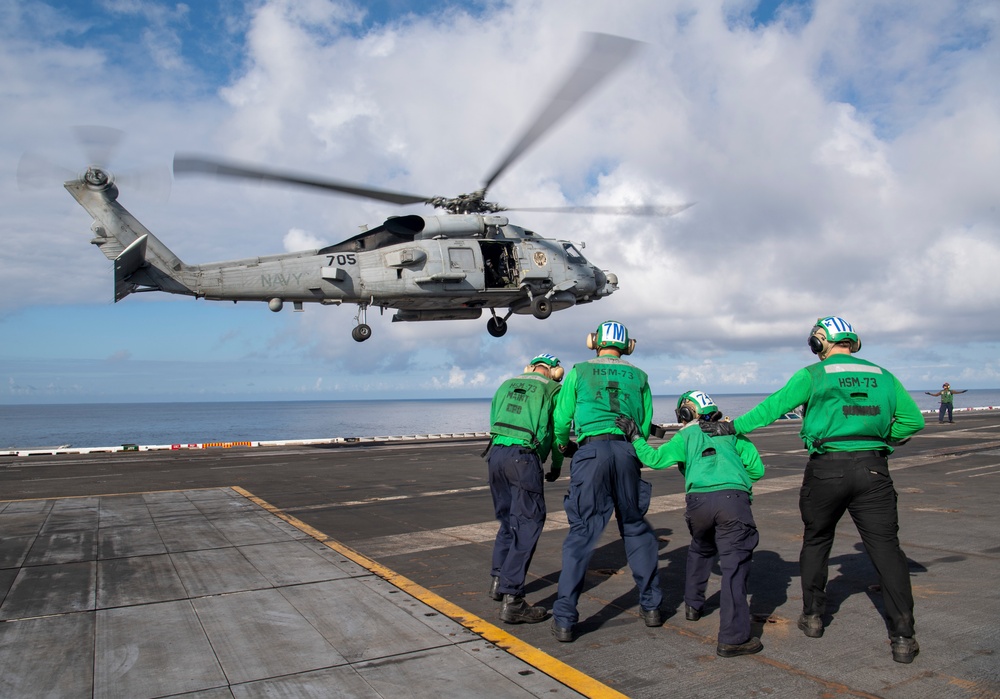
xmin=799 ymin=452 xmax=915 ymax=637
xmin=685 ymin=490 xmax=759 ymax=644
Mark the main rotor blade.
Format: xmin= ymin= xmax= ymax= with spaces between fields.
xmin=481 ymin=33 xmax=642 ymax=194
xmin=505 ymin=202 xmax=695 ymax=217
xmin=173 ymin=154 xmax=432 ymax=206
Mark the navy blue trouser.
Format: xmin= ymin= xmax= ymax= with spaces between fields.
xmin=939 ymin=403 xmax=953 ymax=422
xmin=553 ymin=440 xmax=661 ymax=627
xmin=488 ymin=445 xmax=546 ymax=597
xmin=799 ymin=454 xmax=915 ymax=637
xmin=684 ymin=489 xmax=759 ymax=644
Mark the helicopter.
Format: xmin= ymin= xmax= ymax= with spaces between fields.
xmin=63 ymin=33 xmax=688 ymax=342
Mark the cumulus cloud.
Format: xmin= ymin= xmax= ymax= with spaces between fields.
xmin=2 ymin=0 xmax=998 ymax=401
xmin=283 ymin=227 xmax=327 ymax=251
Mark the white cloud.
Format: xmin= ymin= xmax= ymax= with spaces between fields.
xmin=2 ymin=0 xmax=999 ymax=401
xmin=283 ymin=227 xmax=327 ymax=251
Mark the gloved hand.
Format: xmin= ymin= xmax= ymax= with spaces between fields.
xmin=699 ymin=419 xmax=736 ymax=437
xmin=545 ymin=467 xmax=561 ymax=482
xmin=558 ymin=440 xmax=579 ymax=458
xmin=614 ymin=415 xmax=641 ymax=442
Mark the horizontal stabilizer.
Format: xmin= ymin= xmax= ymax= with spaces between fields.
xmin=114 ymin=234 xmax=147 ymax=301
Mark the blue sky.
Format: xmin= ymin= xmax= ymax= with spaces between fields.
xmin=1 ymin=0 xmax=999 ymax=404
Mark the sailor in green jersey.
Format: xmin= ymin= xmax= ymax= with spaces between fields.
xmin=550 ymin=321 xmax=662 ymax=643
xmin=616 ymin=390 xmax=765 ymax=658
xmin=487 ymin=354 xmax=564 ymax=625
xmin=701 ymin=316 xmax=925 ymax=664
xmin=925 ymin=382 xmax=967 ymax=423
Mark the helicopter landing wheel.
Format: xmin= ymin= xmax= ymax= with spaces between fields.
xmin=530 ymin=295 xmax=552 ymax=320
xmin=487 ymin=316 xmax=507 ymax=337
xmin=352 ymin=324 xmax=372 ymax=342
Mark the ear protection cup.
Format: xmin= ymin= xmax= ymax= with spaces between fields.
xmin=808 ymin=331 xmax=826 ymax=355
xmin=526 ymin=362 xmax=564 ymax=382
xmin=809 ymin=328 xmax=861 ymax=354
xmin=675 ymin=405 xmax=696 ymax=423
xmin=676 ymin=390 xmax=719 ymax=423
xmin=588 ymin=334 xmax=636 ymax=354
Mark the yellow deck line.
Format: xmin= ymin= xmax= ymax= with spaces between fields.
xmin=232 ymin=486 xmax=628 ymax=699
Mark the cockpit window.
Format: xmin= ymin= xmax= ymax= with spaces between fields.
xmin=563 ymin=243 xmax=586 ymax=264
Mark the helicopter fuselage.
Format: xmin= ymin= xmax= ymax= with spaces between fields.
xmin=198 ymin=216 xmax=612 ymax=311
xmin=67 ymin=170 xmax=618 ymax=340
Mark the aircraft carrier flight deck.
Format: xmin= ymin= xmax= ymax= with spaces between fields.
xmin=2 ymin=413 xmax=999 ymax=698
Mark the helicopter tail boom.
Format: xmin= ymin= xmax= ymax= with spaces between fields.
xmin=66 ymin=169 xmax=194 ymax=302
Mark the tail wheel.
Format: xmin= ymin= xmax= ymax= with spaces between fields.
xmin=487 ymin=317 xmax=507 ymax=337
xmin=530 ymin=295 xmax=552 ymax=320
xmin=352 ymin=324 xmax=372 ymax=342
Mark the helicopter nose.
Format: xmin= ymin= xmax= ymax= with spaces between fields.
xmin=594 ymin=270 xmax=618 ymax=297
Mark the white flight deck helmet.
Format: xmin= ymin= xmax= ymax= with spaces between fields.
xmin=675 ymin=390 xmax=722 ymax=423
xmin=586 ymin=320 xmax=635 ymax=355
xmin=525 ymin=353 xmax=564 ymax=382
xmin=808 ymin=316 xmax=861 ymax=357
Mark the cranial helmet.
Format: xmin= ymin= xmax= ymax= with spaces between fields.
xmin=675 ymin=390 xmax=720 ymax=423
xmin=526 ymin=353 xmax=564 ymax=382
xmin=808 ymin=316 xmax=861 ymax=355
xmin=586 ymin=320 xmax=636 ymax=355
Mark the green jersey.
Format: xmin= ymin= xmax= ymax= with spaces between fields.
xmin=490 ymin=371 xmax=563 ymax=468
xmin=632 ymin=422 xmax=764 ymax=496
xmin=554 ymin=356 xmax=653 ymax=446
xmin=733 ymin=355 xmax=925 ymax=454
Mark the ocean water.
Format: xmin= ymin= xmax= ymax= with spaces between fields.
xmin=2 ymin=390 xmax=999 ymax=450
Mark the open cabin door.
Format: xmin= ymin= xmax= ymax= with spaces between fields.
xmin=480 ymin=241 xmax=520 ymax=290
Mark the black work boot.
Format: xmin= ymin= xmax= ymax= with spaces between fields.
xmin=640 ymin=606 xmax=664 ymax=627
xmin=717 ymin=637 xmax=763 ymax=657
xmin=488 ymin=576 xmax=502 ymax=601
xmin=891 ymin=635 xmax=919 ymax=663
xmin=797 ymin=613 xmax=824 ymax=638
xmin=551 ymin=618 xmax=575 ymax=642
xmin=499 ymin=594 xmax=548 ymax=624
